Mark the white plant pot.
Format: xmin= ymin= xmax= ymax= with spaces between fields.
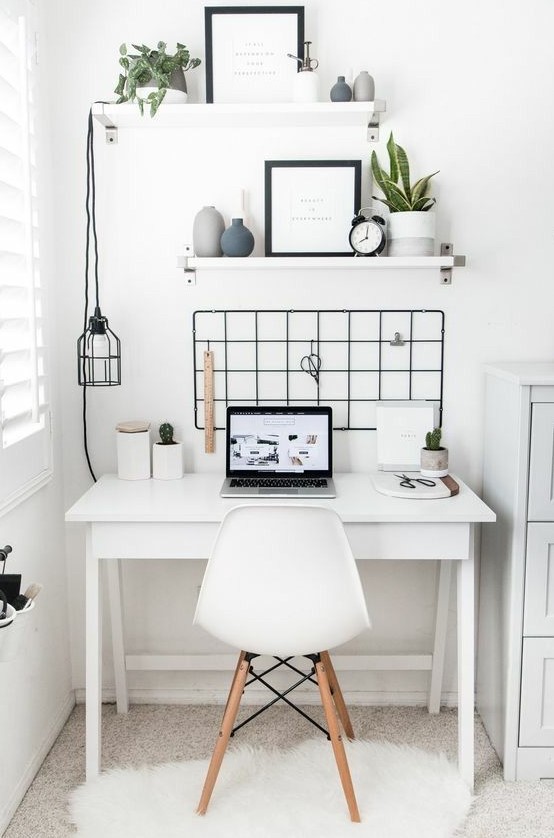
xmin=387 ymin=211 xmax=436 ymax=257
xmin=420 ymin=446 xmax=449 ymax=478
xmin=135 ymin=87 xmax=188 ymax=104
xmin=152 ymin=442 xmax=184 ymax=480
xmin=136 ymin=66 xmax=188 ymax=104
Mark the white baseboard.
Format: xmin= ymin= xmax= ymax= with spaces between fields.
xmin=0 ymin=691 xmax=76 ymax=837
xmin=74 ymin=688 xmax=460 ymax=708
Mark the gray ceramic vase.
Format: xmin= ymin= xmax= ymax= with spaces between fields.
xmin=221 ymin=218 xmax=255 ymax=257
xmin=353 ymin=70 xmax=375 ymax=101
xmin=330 ymin=75 xmax=352 ymax=102
xmin=193 ymin=206 xmax=225 ymax=257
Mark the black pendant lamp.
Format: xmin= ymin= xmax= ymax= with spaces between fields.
xmin=77 ymin=107 xmax=121 ymax=386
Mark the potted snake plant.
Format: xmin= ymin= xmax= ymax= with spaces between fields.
xmin=115 ymin=42 xmax=201 ymax=116
xmin=420 ymin=427 xmax=449 ymax=478
xmin=152 ymin=422 xmax=184 ymax=480
xmin=371 ymin=132 xmax=439 ymax=256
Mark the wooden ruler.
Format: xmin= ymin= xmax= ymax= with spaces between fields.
xmin=203 ymin=350 xmax=215 ymax=453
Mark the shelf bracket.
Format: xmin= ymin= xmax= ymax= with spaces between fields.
xmin=367 ymin=113 xmax=380 ymax=142
xmin=177 ymin=244 xmax=196 ymax=286
xmin=440 ymin=243 xmax=466 ymax=285
xmin=105 ymin=127 xmax=118 ymax=145
xmin=92 ymin=109 xmax=118 ymax=144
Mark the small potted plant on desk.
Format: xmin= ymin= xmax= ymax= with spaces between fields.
xmin=115 ymin=42 xmax=201 ymax=116
xmin=152 ymin=422 xmax=184 ymax=480
xmin=420 ymin=427 xmax=449 ymax=478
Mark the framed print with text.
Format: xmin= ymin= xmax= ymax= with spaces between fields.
xmin=204 ymin=6 xmax=304 ymax=103
xmin=264 ymin=160 xmax=362 ymax=256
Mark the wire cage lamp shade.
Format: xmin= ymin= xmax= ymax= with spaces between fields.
xmin=77 ymin=305 xmax=121 ymax=386
xmin=77 ymin=106 xmax=122 ymax=389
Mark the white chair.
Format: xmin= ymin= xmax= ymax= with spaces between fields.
xmin=193 ymin=504 xmax=371 ymax=822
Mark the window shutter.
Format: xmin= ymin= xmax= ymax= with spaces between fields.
xmin=0 ymin=1 xmax=51 ymax=513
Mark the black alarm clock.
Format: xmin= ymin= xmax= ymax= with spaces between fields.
xmin=349 ymin=209 xmax=386 ymax=256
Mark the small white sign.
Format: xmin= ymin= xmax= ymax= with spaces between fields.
xmin=376 ymin=401 xmax=439 ymax=471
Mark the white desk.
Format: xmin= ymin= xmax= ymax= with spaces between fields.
xmin=65 ymin=472 xmax=495 ymax=787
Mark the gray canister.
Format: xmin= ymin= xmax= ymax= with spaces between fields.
xmin=193 ymin=206 xmax=225 ymax=257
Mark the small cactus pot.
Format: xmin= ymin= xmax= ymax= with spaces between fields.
xmin=420 ymin=446 xmax=449 ymax=478
xmin=152 ymin=440 xmax=184 ymax=480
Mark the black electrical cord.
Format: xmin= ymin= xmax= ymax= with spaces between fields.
xmin=82 ymin=106 xmax=97 ymax=482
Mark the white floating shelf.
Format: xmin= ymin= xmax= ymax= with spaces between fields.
xmin=187 ymin=255 xmax=461 ymax=270
xmin=92 ymin=100 xmax=386 ymax=140
xmin=181 ymin=251 xmax=466 ymax=285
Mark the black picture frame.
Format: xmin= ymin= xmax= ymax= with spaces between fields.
xmin=204 ymin=6 xmax=305 ymax=104
xmin=264 ymin=160 xmax=362 ymax=257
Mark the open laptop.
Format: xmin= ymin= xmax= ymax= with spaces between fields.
xmin=220 ymin=405 xmax=336 ymax=497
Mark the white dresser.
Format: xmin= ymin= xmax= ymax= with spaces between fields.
xmin=478 ymin=362 xmax=554 ymax=780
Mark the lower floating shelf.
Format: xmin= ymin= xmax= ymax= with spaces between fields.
xmin=180 ymin=248 xmax=466 ymax=285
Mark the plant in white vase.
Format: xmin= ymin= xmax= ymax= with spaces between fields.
xmin=115 ymin=42 xmax=201 ymax=116
xmin=420 ymin=427 xmax=449 ymax=478
xmin=152 ymin=422 xmax=184 ymax=480
xmin=371 ymin=132 xmax=439 ymax=256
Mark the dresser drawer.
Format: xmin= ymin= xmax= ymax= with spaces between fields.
xmin=528 ymin=403 xmax=554 ymax=520
xmin=519 ymin=638 xmax=554 ymax=747
xmin=524 ymin=523 xmax=554 ymax=636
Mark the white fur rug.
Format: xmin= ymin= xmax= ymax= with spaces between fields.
xmin=69 ymin=739 xmax=472 ymax=838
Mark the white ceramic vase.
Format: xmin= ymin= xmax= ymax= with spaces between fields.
xmin=152 ymin=441 xmax=184 ymax=480
xmin=387 ymin=211 xmax=436 ymax=257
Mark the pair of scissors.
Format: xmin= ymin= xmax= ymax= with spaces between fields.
xmin=395 ymin=474 xmax=436 ymax=489
xmin=300 ymin=352 xmax=321 ymax=385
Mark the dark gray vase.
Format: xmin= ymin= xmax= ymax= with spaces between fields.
xmin=330 ymin=75 xmax=352 ymax=102
xmin=221 ymin=218 xmax=254 ymax=257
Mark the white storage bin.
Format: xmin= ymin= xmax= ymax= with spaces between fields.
xmin=0 ymin=600 xmax=35 ymax=662
xmin=0 ymin=602 xmax=16 ymax=662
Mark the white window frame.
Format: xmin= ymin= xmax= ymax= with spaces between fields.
xmin=0 ymin=0 xmax=51 ymax=516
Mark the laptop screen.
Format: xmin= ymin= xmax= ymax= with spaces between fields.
xmin=226 ymin=406 xmax=332 ymax=478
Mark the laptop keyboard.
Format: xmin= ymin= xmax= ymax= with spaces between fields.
xmin=230 ymin=478 xmax=328 ymax=488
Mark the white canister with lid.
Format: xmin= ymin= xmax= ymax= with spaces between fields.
xmin=116 ymin=421 xmax=151 ymax=480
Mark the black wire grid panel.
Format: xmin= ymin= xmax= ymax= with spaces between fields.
xmin=193 ymin=309 xmax=445 ymax=431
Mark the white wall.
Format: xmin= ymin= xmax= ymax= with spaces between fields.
xmin=46 ymin=0 xmax=554 ymax=705
xmin=0 ymin=3 xmax=74 ymax=829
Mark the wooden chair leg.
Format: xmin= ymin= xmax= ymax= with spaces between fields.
xmin=320 ymin=651 xmax=355 ymax=740
xmin=197 ymin=651 xmax=250 ymax=815
xmin=315 ymin=658 xmax=361 ymax=823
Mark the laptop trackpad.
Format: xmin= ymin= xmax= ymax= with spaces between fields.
xmin=259 ymin=488 xmax=299 ymax=495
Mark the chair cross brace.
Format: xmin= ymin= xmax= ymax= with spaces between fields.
xmin=231 ymin=653 xmax=329 ymax=738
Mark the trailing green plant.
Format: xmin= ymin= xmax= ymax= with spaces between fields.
xmin=371 ymin=132 xmax=438 ymax=213
xmin=425 ymin=427 xmax=442 ymax=450
xmin=158 ymin=422 xmax=175 ymax=445
xmin=115 ymin=42 xmax=201 ymax=117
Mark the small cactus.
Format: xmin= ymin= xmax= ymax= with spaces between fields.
xmin=425 ymin=427 xmax=442 ymax=450
xmin=159 ymin=422 xmax=174 ymax=445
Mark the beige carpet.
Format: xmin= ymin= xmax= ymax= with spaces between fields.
xmin=5 ymin=704 xmax=554 ymax=837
